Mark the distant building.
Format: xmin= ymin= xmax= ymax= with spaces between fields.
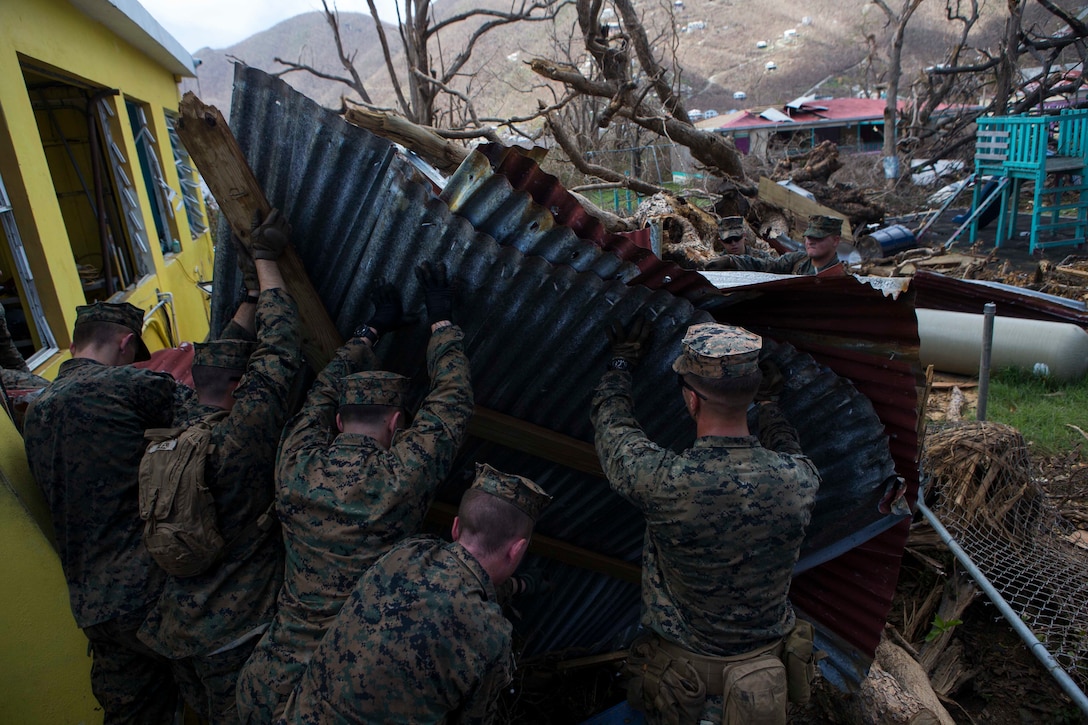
xmin=699 ymin=96 xmax=895 ymax=155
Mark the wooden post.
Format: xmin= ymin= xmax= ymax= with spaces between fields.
xmin=176 ymin=91 xmax=342 ymax=369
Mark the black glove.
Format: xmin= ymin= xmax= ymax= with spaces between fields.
xmin=250 ymin=208 xmax=291 ymax=260
xmin=234 ymin=236 xmax=259 ymax=292
xmin=607 ymin=316 xmax=650 ymax=370
xmin=364 ymin=282 xmax=404 ymax=337
xmin=755 ymin=359 xmax=784 ymax=402
xmin=415 ymin=261 xmax=453 ymax=325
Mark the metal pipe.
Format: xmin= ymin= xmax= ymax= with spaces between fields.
xmin=917 ymin=500 xmax=1088 ymax=716
xmin=977 ymin=302 xmax=996 ymax=421
xmin=143 ymin=292 xmax=178 ymax=348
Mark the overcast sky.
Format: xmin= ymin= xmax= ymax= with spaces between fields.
xmin=139 ymin=0 xmax=401 ymax=53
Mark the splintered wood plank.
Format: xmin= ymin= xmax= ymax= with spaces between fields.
xmin=176 ymin=91 xmax=341 ymax=369
xmin=758 ymin=177 xmax=855 ymax=241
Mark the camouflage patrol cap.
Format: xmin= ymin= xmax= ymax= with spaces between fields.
xmin=718 ymin=216 xmax=745 ymax=240
xmin=671 ymin=322 xmax=762 ymax=378
xmin=74 ymin=301 xmax=151 ymax=361
xmin=803 ymin=214 xmax=843 ymax=239
xmin=192 ymin=339 xmax=255 ymax=371
xmin=339 ymin=371 xmax=410 ymax=409
xmin=471 ymin=463 xmax=552 ymax=521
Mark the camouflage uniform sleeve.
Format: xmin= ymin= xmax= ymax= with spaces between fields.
xmin=0 ymin=304 xmax=30 ymax=373
xmin=756 ymin=401 xmax=821 ymax=483
xmin=755 ymin=401 xmax=804 ymax=456
xmin=456 ymin=657 xmax=513 ymax=725
xmin=590 ymin=369 xmax=673 ymax=508
xmin=729 ymin=250 xmax=808 ymax=273
xmin=278 ymin=334 xmax=378 ymax=463
xmin=134 ymin=367 xmax=180 ymax=428
xmin=216 ymin=288 xmax=305 ymax=463
xmin=387 ymin=324 xmax=473 ymax=484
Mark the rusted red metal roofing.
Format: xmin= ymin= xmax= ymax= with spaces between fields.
xmin=709 ymin=98 xmax=896 ymax=132
xmin=913 ymin=269 xmax=1088 ymax=329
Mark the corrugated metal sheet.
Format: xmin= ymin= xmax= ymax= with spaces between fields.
xmin=438 ymin=143 xmax=922 ymax=667
xmin=913 ymin=269 xmax=1088 ymax=328
xmin=217 ymin=66 xmax=922 ymax=685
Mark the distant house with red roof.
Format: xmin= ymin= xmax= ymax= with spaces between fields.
xmin=697 ymin=96 xmax=896 ymax=156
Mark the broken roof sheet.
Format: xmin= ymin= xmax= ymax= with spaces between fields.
xmin=216 ymin=65 xmax=923 ymax=688
xmin=913 ymin=269 xmax=1088 ymax=329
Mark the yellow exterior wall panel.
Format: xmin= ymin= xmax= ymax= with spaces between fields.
xmin=0 ymin=416 xmax=101 ymax=724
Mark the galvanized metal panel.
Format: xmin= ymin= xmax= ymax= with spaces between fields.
xmin=221 ymin=66 xmax=920 ymax=684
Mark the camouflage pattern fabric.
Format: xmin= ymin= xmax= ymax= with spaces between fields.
xmin=138 ymin=289 xmax=303 ymax=723
xmin=591 ymin=369 xmax=820 ymax=657
xmin=2 ymin=368 xmax=49 ymax=433
xmin=22 ymin=353 xmax=179 ymax=721
xmin=735 ymin=244 xmax=774 ymax=260
xmin=717 ymin=249 xmax=842 ymax=276
xmin=24 ymin=360 xmax=177 ymax=626
xmin=277 ymin=535 xmax=514 ymax=725
xmin=237 ymin=324 xmax=473 ymax=723
xmin=82 ymin=606 xmax=178 ymax=725
xmin=0 ymin=303 xmax=29 ymax=372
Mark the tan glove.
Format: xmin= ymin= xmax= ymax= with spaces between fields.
xmin=250 ymin=208 xmax=291 ymax=260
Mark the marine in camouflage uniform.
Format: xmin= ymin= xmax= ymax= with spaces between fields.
xmin=237 ymin=263 xmax=474 ymax=723
xmin=707 ymin=214 xmax=845 ymax=276
xmin=591 ymin=321 xmax=821 ymax=723
xmin=23 ymin=301 xmax=180 ymax=724
xmin=277 ymin=464 xmax=552 ymax=725
xmin=716 ymin=216 xmax=772 ymax=260
xmin=139 ymin=222 xmax=304 ymax=724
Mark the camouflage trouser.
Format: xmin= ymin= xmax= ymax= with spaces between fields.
xmin=235 ymin=626 xmax=313 ymax=725
xmin=172 ymin=637 xmax=259 ymax=725
xmin=82 ymin=610 xmax=179 ymax=725
xmin=236 ymin=597 xmax=338 ymax=725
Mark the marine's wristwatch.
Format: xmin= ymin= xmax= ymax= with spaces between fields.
xmin=353 ymin=325 xmax=379 ymax=345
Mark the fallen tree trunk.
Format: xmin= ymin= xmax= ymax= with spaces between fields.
xmin=819 ymin=634 xmax=957 ymax=724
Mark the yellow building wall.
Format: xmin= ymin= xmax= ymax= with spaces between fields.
xmin=0 ymin=0 xmax=214 ymax=362
xmin=0 ymin=412 xmax=101 ymax=724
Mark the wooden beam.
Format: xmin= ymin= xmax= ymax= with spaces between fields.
xmin=427 ymin=502 xmax=641 ymax=584
xmin=758 ymin=176 xmax=855 ymax=241
xmin=468 ymin=407 xmax=604 ymax=478
xmin=176 ymin=91 xmax=342 ymax=369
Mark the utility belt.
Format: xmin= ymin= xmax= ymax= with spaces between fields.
xmin=655 ymin=635 xmax=784 ymax=697
xmin=625 ymin=621 xmax=817 ymax=725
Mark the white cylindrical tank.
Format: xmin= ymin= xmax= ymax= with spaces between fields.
xmin=916 ymin=308 xmax=1088 ymax=382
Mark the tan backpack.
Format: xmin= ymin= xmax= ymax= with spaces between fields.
xmin=138 ymin=411 xmax=229 ymax=577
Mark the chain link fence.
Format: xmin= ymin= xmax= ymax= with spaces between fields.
xmin=925 ymin=421 xmax=1088 ymax=684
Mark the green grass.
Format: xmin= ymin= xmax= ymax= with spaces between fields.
xmin=980 ymin=367 xmax=1088 ymax=457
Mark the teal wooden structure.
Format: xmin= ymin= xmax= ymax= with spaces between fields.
xmin=971 ymin=109 xmax=1088 ymax=253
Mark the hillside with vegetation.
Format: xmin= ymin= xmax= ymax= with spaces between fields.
xmin=187 ymin=0 xmax=1032 ymax=125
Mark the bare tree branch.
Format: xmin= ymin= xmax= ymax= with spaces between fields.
xmin=611 ymin=0 xmax=689 ymax=122
xmin=544 ymin=106 xmax=667 ymax=196
xmin=363 ymin=0 xmax=412 ymax=116
xmin=529 ymin=58 xmax=745 ymax=178
xmin=343 ymin=105 xmax=469 ymax=174
xmin=320 ymin=0 xmax=373 ymax=104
